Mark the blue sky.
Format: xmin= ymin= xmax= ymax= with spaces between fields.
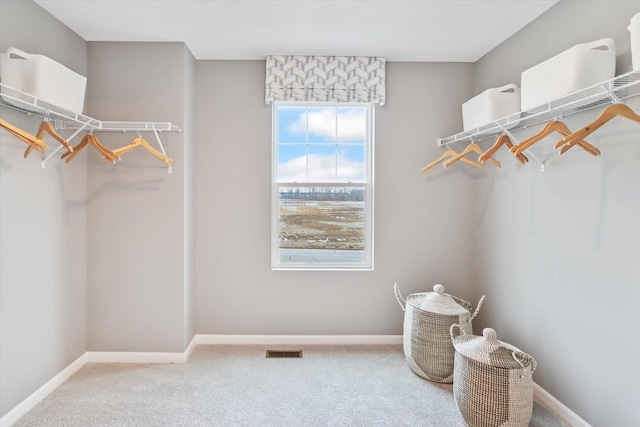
xmin=277 ymin=106 xmax=366 ymax=182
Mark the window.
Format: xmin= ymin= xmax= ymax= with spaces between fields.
xmin=272 ymin=102 xmax=374 ymax=270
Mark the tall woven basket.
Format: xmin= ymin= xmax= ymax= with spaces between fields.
xmin=394 ymin=283 xmax=484 ymax=383
xmin=450 ymin=326 xmax=537 ymax=427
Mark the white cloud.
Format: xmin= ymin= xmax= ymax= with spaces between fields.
xmin=336 ymin=108 xmax=366 ymax=141
xmin=278 ymin=154 xmax=308 ymax=182
xmin=288 ymin=108 xmax=365 ymax=141
xmin=278 ymin=151 xmax=365 ymax=182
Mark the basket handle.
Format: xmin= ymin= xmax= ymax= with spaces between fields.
xmin=393 ymin=283 xmax=406 ymax=311
xmin=511 ymin=350 xmax=537 ymax=378
xmin=449 ymin=323 xmax=466 ymax=343
xmin=6 ymin=47 xmax=31 ymax=60
xmin=469 ymin=295 xmax=485 ymax=321
xmin=585 ymin=38 xmax=614 ymax=52
xmin=498 ymin=83 xmax=519 ymax=94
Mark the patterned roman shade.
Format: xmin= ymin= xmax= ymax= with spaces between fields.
xmin=265 ymin=55 xmax=386 ymax=105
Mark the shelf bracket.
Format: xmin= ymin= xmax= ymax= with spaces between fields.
xmin=41 ymin=121 xmax=91 ymax=169
xmin=496 ymin=124 xmax=545 ymax=171
xmin=607 ymin=92 xmax=623 ymax=104
xmin=151 ymin=124 xmax=171 ymax=174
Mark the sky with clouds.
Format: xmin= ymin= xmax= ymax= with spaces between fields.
xmin=277 ymin=106 xmax=367 ymax=182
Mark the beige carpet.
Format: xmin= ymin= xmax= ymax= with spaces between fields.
xmin=14 ymin=345 xmax=568 ymax=426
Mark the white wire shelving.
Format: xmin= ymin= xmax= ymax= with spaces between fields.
xmin=0 ymin=83 xmax=182 ymax=172
xmin=437 ymin=70 xmax=640 ymax=148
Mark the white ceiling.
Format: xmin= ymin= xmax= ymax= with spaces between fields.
xmin=34 ymin=0 xmax=558 ymax=62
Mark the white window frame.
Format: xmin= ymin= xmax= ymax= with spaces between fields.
xmin=271 ymin=101 xmax=374 ymax=271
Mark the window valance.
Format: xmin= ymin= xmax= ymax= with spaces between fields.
xmin=265 ymin=55 xmax=386 ymax=105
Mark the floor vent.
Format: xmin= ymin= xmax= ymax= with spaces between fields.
xmin=266 ymin=350 xmax=303 ymax=358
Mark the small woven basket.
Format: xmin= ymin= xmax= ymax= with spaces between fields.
xmin=394 ymin=283 xmax=484 ymax=383
xmin=450 ymin=326 xmax=537 ymax=427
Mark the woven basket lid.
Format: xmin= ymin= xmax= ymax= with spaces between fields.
xmin=419 ymin=284 xmax=470 ymax=315
xmin=452 ymin=328 xmax=532 ymax=370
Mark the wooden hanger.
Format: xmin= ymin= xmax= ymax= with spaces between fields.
xmin=479 ymin=134 xmax=529 ymax=165
xmin=555 ymin=103 xmax=640 ymax=155
xmin=0 ymin=117 xmax=47 ymax=154
xmin=91 ymin=135 xmax=118 ymax=164
xmin=61 ymin=134 xmax=90 ymax=162
xmin=443 ymin=142 xmax=501 ymax=169
xmin=63 ymin=134 xmax=118 ymax=164
xmin=3 ymin=126 xmax=47 ymax=154
xmin=421 ymin=148 xmax=482 ymax=173
xmin=110 ymin=136 xmax=173 ymax=167
xmin=24 ymin=121 xmax=74 ymax=158
xmin=511 ymin=120 xmax=600 ymax=157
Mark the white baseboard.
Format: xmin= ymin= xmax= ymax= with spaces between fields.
xmin=183 ymin=335 xmax=197 ymax=360
xmin=0 ymin=336 xmax=198 ymax=427
xmin=87 ymin=336 xmax=198 ymax=364
xmin=87 ymin=350 xmax=185 ymax=364
xmin=7 ymin=337 xmax=587 ymax=427
xmin=194 ymin=334 xmax=403 ymax=345
xmin=533 ymin=382 xmax=591 ymax=427
xmin=0 ymin=352 xmax=88 ymax=427
xmin=1 ymin=335 xmax=397 ymax=425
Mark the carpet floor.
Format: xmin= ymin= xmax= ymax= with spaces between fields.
xmin=14 ymin=345 xmax=568 ymax=426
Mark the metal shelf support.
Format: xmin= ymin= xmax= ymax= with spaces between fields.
xmin=495 ymin=124 xmax=546 ymax=172
xmin=41 ymin=121 xmax=91 ymax=169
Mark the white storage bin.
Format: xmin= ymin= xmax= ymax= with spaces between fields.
xmin=462 ymin=84 xmax=521 ymax=132
xmin=521 ymin=38 xmax=616 ymax=111
xmin=0 ymin=47 xmax=86 ymax=113
xmin=629 ymin=12 xmax=640 ymax=71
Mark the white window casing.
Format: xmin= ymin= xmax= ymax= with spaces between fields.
xmin=271 ymin=102 xmax=374 ymax=270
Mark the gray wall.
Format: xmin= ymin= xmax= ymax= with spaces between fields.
xmin=472 ymin=2 xmax=640 ymax=426
xmin=86 ymin=42 xmax=193 ymax=352
xmin=0 ymin=0 xmax=88 ymax=417
xmin=194 ymin=61 xmax=477 ymax=335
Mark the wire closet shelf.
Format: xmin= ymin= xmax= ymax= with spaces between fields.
xmin=0 ymin=83 xmax=182 ymax=132
xmin=437 ymin=69 xmax=640 ymax=147
xmin=0 ymin=83 xmax=182 ymax=172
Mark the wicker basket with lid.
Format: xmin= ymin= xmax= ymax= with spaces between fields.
xmin=394 ymin=283 xmax=484 ymax=383
xmin=450 ymin=326 xmax=537 ymax=427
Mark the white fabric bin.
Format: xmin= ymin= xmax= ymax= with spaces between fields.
xmin=629 ymin=12 xmax=640 ymax=71
xmin=462 ymin=84 xmax=521 ymax=132
xmin=521 ymin=38 xmax=616 ymax=111
xmin=0 ymin=47 xmax=86 ymax=113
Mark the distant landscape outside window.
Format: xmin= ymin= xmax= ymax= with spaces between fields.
xmin=272 ymin=103 xmax=373 ymax=269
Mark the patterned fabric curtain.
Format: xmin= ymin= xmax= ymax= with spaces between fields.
xmin=265 ymin=55 xmax=386 ymax=105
